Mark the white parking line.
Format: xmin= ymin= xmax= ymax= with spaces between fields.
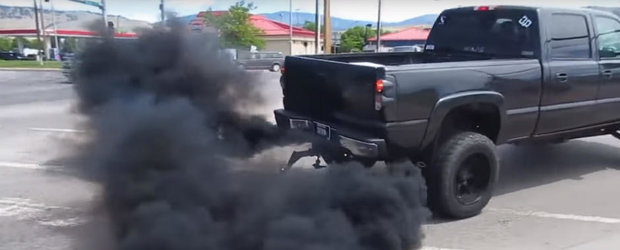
xmin=488 ymin=207 xmax=620 ymax=224
xmin=29 ymin=127 xmax=84 ymax=133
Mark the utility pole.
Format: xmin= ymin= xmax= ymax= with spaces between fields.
xmin=376 ymin=0 xmax=382 ymax=52
xmin=323 ymin=0 xmax=332 ymax=54
xmin=314 ymin=0 xmax=320 ymax=54
xmin=33 ymin=0 xmax=43 ymax=64
xmin=39 ymin=0 xmax=47 ymax=60
xmin=289 ymin=0 xmax=293 ymax=55
xmin=160 ymin=0 xmax=165 ymax=23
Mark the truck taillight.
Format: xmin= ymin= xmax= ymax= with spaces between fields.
xmin=375 ymin=78 xmax=394 ymax=112
xmin=280 ymin=66 xmax=286 ymax=74
xmin=375 ymin=79 xmax=385 ymax=111
xmin=376 ymin=79 xmax=384 ymax=93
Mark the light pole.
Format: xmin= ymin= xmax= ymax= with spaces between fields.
xmin=289 ymin=0 xmax=293 ymax=55
xmin=33 ymin=0 xmax=43 ymax=64
xmin=314 ymin=0 xmax=320 ymax=54
xmin=101 ymin=0 xmax=108 ymax=29
xmin=49 ymin=0 xmax=60 ymax=59
xmin=364 ymin=23 xmax=372 ymax=44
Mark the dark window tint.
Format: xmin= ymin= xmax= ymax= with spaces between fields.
xmin=551 ymin=14 xmax=589 ymax=39
xmin=425 ymin=9 xmax=541 ymax=58
xmin=595 ymin=17 xmax=620 ymax=58
xmin=550 ymin=14 xmax=591 ymax=59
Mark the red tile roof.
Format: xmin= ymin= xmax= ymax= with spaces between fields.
xmin=368 ymin=27 xmax=430 ymax=42
xmin=196 ymin=12 xmax=315 ymax=38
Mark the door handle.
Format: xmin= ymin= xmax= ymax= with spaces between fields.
xmin=556 ymin=73 xmax=569 ymax=82
xmin=602 ymin=70 xmax=614 ymax=79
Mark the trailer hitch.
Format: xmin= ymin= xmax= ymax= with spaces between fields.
xmin=281 ymin=147 xmax=327 ymax=173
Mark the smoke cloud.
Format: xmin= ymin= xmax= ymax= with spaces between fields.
xmin=69 ymin=22 xmax=429 ymax=250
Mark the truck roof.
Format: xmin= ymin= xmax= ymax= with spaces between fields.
xmin=445 ymin=5 xmax=619 ymax=18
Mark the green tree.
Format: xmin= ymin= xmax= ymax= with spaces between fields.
xmin=340 ymin=26 xmax=391 ymax=53
xmin=10 ymin=37 xmax=44 ymax=50
xmin=302 ymin=21 xmax=324 ymax=32
xmin=0 ymin=38 xmax=12 ymax=51
xmin=204 ymin=1 xmax=265 ymax=50
xmin=28 ymin=39 xmax=44 ymax=50
xmin=340 ymin=26 xmax=368 ymax=52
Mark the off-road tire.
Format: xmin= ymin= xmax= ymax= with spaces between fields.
xmin=425 ymin=132 xmax=498 ymax=219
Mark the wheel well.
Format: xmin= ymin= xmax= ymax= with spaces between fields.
xmin=438 ymin=103 xmax=501 ymax=144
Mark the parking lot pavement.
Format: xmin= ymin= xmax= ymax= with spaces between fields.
xmin=1 ymin=70 xmax=620 ymax=250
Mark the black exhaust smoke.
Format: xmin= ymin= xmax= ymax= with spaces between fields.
xmin=70 ymin=22 xmax=429 ymax=250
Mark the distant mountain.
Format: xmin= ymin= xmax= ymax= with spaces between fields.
xmin=0 ymin=5 xmax=151 ymax=32
xmin=389 ymin=14 xmax=438 ymax=28
xmin=261 ymin=11 xmax=438 ymax=31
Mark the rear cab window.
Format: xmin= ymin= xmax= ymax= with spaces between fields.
xmin=549 ymin=14 xmax=592 ymax=59
xmin=425 ymin=7 xmax=541 ymax=58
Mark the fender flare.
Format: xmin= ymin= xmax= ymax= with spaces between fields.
xmin=420 ymin=91 xmax=507 ymax=149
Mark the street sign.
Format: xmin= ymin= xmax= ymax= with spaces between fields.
xmin=68 ymin=0 xmax=103 ymax=9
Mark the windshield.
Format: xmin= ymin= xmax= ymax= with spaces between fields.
xmin=426 ymin=8 xmax=541 ymax=58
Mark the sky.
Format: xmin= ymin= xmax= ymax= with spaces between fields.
xmin=1 ymin=0 xmax=619 ymax=23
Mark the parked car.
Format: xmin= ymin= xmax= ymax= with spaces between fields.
xmin=0 ymin=51 xmax=27 ymax=60
xmin=390 ymin=45 xmax=424 ymax=52
xmin=275 ymin=6 xmax=620 ymax=219
xmin=237 ymin=51 xmax=285 ymax=72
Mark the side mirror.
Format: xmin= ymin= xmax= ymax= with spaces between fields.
xmin=600 ymin=46 xmax=618 ymax=58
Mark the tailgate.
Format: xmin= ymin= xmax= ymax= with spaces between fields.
xmin=282 ymin=56 xmax=386 ymax=123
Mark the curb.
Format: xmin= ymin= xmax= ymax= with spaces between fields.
xmin=0 ymin=68 xmax=62 ymax=72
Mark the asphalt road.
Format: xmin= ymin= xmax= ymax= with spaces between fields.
xmin=1 ymin=70 xmax=620 ymax=250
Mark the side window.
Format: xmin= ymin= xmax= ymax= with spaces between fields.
xmin=595 ymin=17 xmax=620 ymax=59
xmin=550 ymin=14 xmax=591 ymax=59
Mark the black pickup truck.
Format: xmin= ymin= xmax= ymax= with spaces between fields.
xmin=274 ymin=6 xmax=620 ymax=218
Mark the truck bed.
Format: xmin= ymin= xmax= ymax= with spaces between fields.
xmin=303 ymin=51 xmax=490 ymax=66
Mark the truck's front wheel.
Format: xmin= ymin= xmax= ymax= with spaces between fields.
xmin=426 ymin=132 xmax=498 ymax=219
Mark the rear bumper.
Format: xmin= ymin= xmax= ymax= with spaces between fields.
xmin=274 ymin=109 xmax=428 ymax=160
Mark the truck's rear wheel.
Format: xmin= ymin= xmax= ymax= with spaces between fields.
xmin=426 ymin=132 xmax=498 ymax=219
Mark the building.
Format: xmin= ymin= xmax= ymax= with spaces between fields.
xmin=193 ymin=12 xmax=317 ymax=55
xmin=0 ymin=28 xmax=138 ymax=60
xmin=366 ymin=27 xmax=431 ymax=52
